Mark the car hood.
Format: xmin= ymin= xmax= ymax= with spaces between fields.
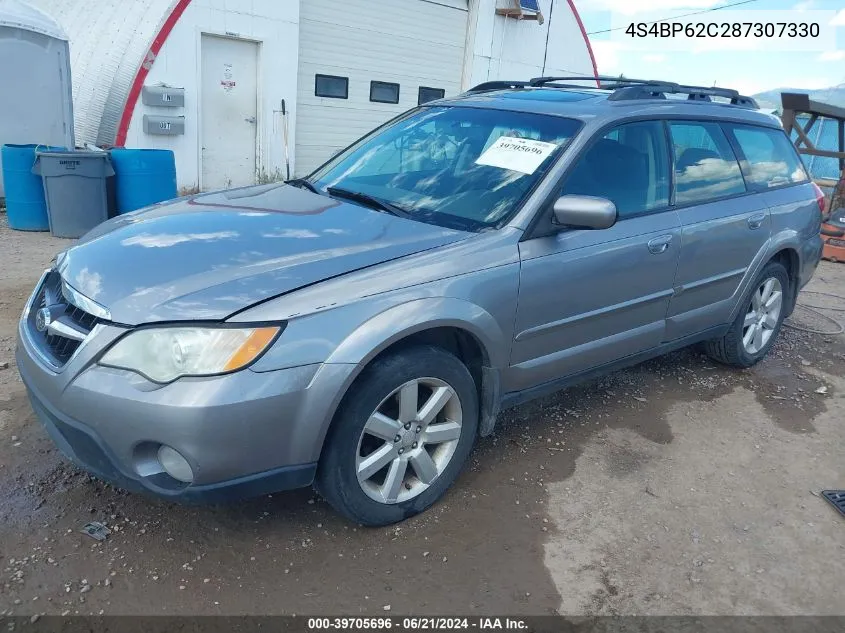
xmin=56 ymin=184 xmax=467 ymax=325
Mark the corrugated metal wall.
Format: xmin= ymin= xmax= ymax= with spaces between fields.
xmin=295 ymin=0 xmax=469 ymax=176
xmin=27 ymin=0 xmax=175 ymax=146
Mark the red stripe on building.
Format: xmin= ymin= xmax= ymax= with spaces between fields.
xmin=114 ymin=0 xmax=193 ymax=146
xmin=566 ymin=0 xmax=600 ymax=86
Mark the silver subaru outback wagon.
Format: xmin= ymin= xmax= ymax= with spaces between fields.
xmin=17 ymin=77 xmax=823 ymax=526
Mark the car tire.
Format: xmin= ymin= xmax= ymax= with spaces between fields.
xmin=316 ymin=345 xmax=478 ymax=526
xmin=704 ymin=260 xmax=791 ymax=368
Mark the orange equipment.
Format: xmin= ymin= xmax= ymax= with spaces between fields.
xmin=781 ymin=93 xmax=845 ymax=264
xmin=821 ymin=178 xmax=845 ymax=263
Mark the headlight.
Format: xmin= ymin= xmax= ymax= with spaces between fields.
xmin=99 ymin=326 xmax=281 ymax=383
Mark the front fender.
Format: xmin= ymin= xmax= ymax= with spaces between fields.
xmin=288 ymin=297 xmax=509 ymax=461
xmin=325 ymin=297 xmax=507 ymax=369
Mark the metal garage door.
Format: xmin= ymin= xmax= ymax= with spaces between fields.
xmin=295 ymin=0 xmax=468 ymax=177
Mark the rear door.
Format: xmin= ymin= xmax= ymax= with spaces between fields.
xmin=510 ymin=120 xmax=681 ymax=392
xmin=729 ymin=122 xmax=821 ymax=288
xmin=664 ymin=120 xmax=771 ymax=340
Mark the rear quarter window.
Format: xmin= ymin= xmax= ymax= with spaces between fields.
xmin=727 ymin=124 xmax=809 ymax=191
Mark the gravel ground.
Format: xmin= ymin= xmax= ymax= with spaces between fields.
xmin=0 ymin=214 xmax=843 ymax=616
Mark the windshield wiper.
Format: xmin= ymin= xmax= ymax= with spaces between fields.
xmin=286 ymin=178 xmax=321 ymax=195
xmin=326 ymin=187 xmax=411 ymax=218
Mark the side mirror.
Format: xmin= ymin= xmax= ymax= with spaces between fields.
xmin=552 ymin=195 xmax=617 ymax=230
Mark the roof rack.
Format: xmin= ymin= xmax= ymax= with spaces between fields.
xmin=466 ymin=75 xmax=759 ymax=109
xmin=608 ymin=83 xmax=759 ymax=108
xmin=466 ymin=80 xmax=533 ymax=93
xmin=530 ymin=75 xmax=649 ymax=88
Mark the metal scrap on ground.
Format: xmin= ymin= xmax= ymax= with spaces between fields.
xmin=80 ymin=522 xmax=111 ymax=541
xmin=822 ymin=491 xmax=845 ymax=519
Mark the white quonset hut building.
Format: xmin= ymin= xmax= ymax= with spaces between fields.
xmin=27 ymin=0 xmax=597 ymax=191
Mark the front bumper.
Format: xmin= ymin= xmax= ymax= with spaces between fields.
xmin=16 ymin=317 xmax=354 ymax=503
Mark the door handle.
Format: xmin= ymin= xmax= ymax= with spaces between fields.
xmin=647 ymin=235 xmax=673 ymax=254
xmin=747 ymin=213 xmax=766 ymax=230
xmin=245 ymin=116 xmax=257 ymax=124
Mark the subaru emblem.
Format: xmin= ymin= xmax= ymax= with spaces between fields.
xmin=35 ymin=307 xmax=52 ymax=333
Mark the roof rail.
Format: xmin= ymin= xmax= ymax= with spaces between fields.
xmin=467 ymin=76 xmax=759 ymax=109
xmin=529 ymin=75 xmax=656 ymax=88
xmin=608 ymin=83 xmax=759 ymax=108
xmin=466 ymin=80 xmax=532 ymax=93
xmin=468 ymin=76 xmax=635 ymax=92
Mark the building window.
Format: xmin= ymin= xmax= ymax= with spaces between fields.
xmin=418 ymin=86 xmax=446 ymax=105
xmin=370 ymin=81 xmax=400 ymax=104
xmin=315 ymin=74 xmax=348 ymax=99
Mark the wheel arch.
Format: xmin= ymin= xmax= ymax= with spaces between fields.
xmin=324 ymin=298 xmax=505 ymax=368
xmin=768 ymin=246 xmax=800 ymax=316
xmin=731 ymin=238 xmax=802 ymax=323
xmin=315 ymin=298 xmax=507 ymax=456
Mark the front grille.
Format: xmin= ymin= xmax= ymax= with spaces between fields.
xmin=26 ymin=271 xmax=102 ymax=367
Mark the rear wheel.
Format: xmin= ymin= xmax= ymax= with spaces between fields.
xmin=704 ymin=261 xmax=790 ymax=368
xmin=316 ymin=346 xmax=478 ymax=526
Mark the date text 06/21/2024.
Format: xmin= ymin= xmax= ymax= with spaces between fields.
xmin=306 ymin=617 xmax=529 ymax=630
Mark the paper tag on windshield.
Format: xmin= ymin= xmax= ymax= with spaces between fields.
xmin=475 ymin=136 xmax=558 ymax=175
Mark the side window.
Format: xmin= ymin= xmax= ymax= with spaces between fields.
xmin=727 ymin=124 xmax=809 ymax=190
xmin=560 ymin=120 xmax=670 ymax=219
xmin=668 ymin=121 xmax=746 ymax=205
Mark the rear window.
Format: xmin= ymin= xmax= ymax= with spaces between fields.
xmin=727 ymin=124 xmax=809 ymax=190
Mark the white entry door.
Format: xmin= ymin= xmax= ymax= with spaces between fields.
xmin=201 ymin=34 xmax=259 ymax=190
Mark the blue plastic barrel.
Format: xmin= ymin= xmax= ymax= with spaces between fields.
xmin=109 ymin=149 xmax=177 ymax=214
xmin=1 ymin=144 xmax=63 ymax=231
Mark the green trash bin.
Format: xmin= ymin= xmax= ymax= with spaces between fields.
xmin=33 ymin=150 xmax=115 ymax=239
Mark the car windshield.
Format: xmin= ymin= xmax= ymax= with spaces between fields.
xmin=308 ymin=106 xmax=582 ymax=231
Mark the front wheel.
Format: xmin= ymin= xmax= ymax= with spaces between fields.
xmin=704 ymin=260 xmax=790 ymax=368
xmin=316 ymin=346 xmax=478 ymax=526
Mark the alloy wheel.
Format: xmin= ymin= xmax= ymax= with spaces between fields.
xmin=355 ymin=377 xmax=463 ymax=505
xmin=742 ymin=277 xmax=783 ymax=355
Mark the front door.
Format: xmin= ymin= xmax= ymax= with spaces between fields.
xmin=201 ymin=34 xmax=259 ymax=191
xmin=509 ymin=120 xmax=681 ymax=393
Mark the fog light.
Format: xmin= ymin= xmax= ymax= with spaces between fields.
xmin=157 ymin=446 xmax=194 ymax=483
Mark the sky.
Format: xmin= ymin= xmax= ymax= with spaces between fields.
xmin=575 ymin=0 xmax=845 ymax=95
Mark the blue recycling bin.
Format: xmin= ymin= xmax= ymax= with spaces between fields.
xmin=1 ymin=144 xmax=63 ymax=231
xmin=109 ymin=149 xmax=177 ymax=214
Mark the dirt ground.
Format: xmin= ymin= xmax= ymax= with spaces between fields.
xmin=0 ymin=214 xmax=843 ymax=617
